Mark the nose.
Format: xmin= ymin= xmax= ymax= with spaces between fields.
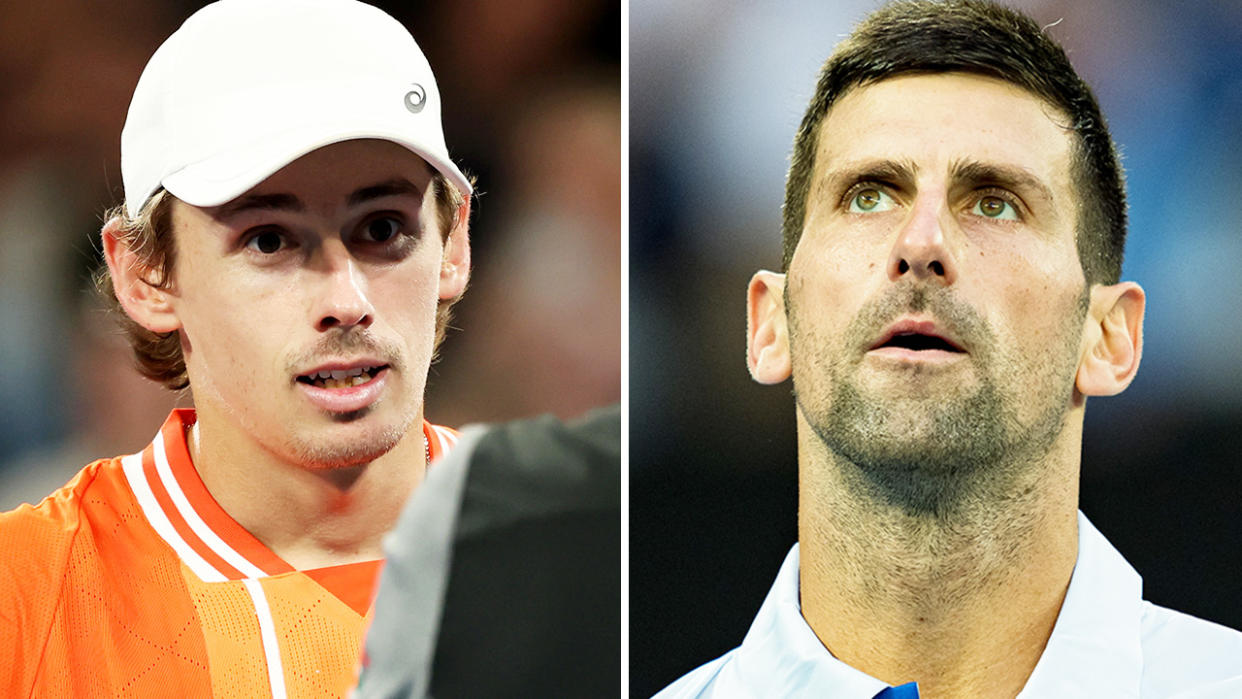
xmin=314 ymin=242 xmax=373 ymax=332
xmin=886 ymin=196 xmax=958 ymax=286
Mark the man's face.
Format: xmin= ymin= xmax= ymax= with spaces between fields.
xmin=166 ymin=139 xmax=464 ymax=469
xmin=784 ymin=73 xmax=1089 ymax=510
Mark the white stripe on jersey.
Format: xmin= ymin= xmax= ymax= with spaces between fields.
xmin=152 ymin=430 xmax=269 ymax=579
xmin=243 ymin=577 xmax=288 ymax=699
xmin=432 ymin=425 xmax=457 ymax=456
xmin=121 ymin=451 xmax=228 ymax=583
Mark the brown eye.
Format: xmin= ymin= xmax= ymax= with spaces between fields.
xmin=364 ymin=217 xmax=400 ymax=242
xmin=247 ymin=230 xmax=285 ymax=254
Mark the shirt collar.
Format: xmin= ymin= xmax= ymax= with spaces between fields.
xmin=729 ymin=544 xmax=891 ymax=696
xmin=1019 ymin=511 xmax=1143 ymax=697
xmin=728 ymin=511 xmax=1143 ymax=697
xmin=123 ymin=409 xmax=456 ymax=583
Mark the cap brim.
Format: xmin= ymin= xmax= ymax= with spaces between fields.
xmin=161 ymin=123 xmax=471 ymax=210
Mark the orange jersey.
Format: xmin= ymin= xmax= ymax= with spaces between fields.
xmin=0 ymin=409 xmax=458 ymax=698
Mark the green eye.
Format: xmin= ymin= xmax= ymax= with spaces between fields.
xmin=974 ymin=195 xmax=1018 ymax=220
xmin=849 ymin=188 xmax=893 ymax=213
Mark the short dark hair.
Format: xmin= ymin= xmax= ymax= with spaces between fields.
xmin=781 ymin=0 xmax=1125 ymax=285
xmin=95 ymin=172 xmax=469 ymax=391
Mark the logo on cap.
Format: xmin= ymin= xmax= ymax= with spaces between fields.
xmin=404 ymin=84 xmax=427 ymax=114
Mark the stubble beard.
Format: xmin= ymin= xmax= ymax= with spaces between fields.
xmin=790 ymin=284 xmax=1088 ymax=519
xmin=282 ymin=329 xmax=421 ymax=470
xmin=290 ymin=405 xmax=418 ymax=470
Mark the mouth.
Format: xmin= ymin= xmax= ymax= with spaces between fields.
xmin=296 ymin=364 xmax=388 ymax=390
xmin=875 ymin=332 xmax=964 ymax=353
xmin=869 ymin=320 xmax=966 ymax=357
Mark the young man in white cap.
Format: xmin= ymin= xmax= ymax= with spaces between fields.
xmin=0 ymin=1 xmax=471 ymax=696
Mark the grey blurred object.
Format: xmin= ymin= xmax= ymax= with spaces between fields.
xmin=355 ymin=405 xmax=620 ymax=699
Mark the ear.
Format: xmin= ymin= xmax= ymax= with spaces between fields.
xmin=101 ymin=216 xmax=181 ymax=334
xmin=747 ymin=270 xmax=792 ymax=385
xmin=1076 ymin=281 xmax=1144 ymax=396
xmin=438 ymin=198 xmax=471 ymax=301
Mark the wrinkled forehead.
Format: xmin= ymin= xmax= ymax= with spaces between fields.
xmin=810 ymin=72 xmax=1077 ymax=198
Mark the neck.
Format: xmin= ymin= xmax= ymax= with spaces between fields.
xmin=187 ymin=407 xmax=427 ymax=570
xmin=796 ymin=409 xmax=1081 ymax=699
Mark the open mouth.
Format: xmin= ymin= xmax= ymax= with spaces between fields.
xmin=877 ymin=333 xmax=964 ymax=353
xmin=296 ymin=365 xmax=386 ymax=389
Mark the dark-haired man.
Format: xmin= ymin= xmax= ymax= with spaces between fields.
xmin=0 ymin=0 xmax=470 ymax=695
xmin=656 ymin=1 xmax=1242 ymax=697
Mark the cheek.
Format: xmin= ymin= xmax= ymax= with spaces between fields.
xmin=972 ymin=224 xmax=1082 ymax=303
xmin=788 ymin=233 xmax=884 ymax=325
xmin=372 ymin=261 xmax=442 ymax=340
xmin=982 ymin=261 xmax=1085 ymax=368
xmin=173 ymin=260 xmax=293 ymax=388
xmin=184 ymin=295 xmax=282 ymax=394
xmin=786 ymin=243 xmax=880 ymax=383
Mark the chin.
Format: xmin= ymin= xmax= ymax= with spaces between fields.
xmin=289 ymin=417 xmax=411 ymax=470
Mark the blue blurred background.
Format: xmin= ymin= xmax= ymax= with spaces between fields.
xmin=0 ymin=0 xmax=619 ymax=505
xmin=631 ymin=0 xmax=1242 ymax=695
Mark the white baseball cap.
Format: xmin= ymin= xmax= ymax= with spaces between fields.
xmin=121 ymin=0 xmax=471 ymax=219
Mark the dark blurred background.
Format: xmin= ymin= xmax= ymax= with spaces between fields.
xmin=0 ymin=0 xmax=619 ymax=506
xmin=631 ymin=0 xmax=1242 ymax=696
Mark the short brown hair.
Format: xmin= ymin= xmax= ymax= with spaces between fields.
xmin=782 ymin=0 xmax=1126 ymax=285
xmin=95 ymin=173 xmax=469 ymax=390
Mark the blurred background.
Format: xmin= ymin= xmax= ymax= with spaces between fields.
xmin=0 ymin=0 xmax=619 ymax=507
xmin=631 ymin=0 xmax=1242 ymax=696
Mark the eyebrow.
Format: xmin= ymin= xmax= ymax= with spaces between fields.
xmin=949 ymin=159 xmax=1055 ymax=204
xmin=819 ymin=158 xmax=919 ymax=198
xmin=819 ymin=157 xmax=1056 ymax=205
xmin=215 ymin=177 xmax=425 ymax=219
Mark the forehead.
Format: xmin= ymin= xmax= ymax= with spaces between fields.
xmin=812 ymin=72 xmax=1075 ymax=192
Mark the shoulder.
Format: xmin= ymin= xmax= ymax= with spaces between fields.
xmin=0 ymin=459 xmax=114 ymax=546
xmin=0 ymin=456 xmax=143 ymax=597
xmin=466 ymin=405 xmax=621 ymax=509
xmin=451 ymin=407 xmax=620 ymax=554
xmin=1140 ymin=601 xmax=1242 ymax=696
xmin=651 ymin=653 xmax=737 ymax=699
xmin=0 ymin=458 xmax=122 ymax=581
xmin=649 ymin=547 xmax=811 ymax=699
xmin=0 ymin=458 xmax=122 ymax=688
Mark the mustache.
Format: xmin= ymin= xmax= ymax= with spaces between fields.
xmin=845 ymin=283 xmax=993 ymax=356
xmin=286 ymin=330 xmax=405 ymax=375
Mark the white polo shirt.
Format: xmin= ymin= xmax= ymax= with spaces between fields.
xmin=655 ymin=513 xmax=1242 ymax=698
